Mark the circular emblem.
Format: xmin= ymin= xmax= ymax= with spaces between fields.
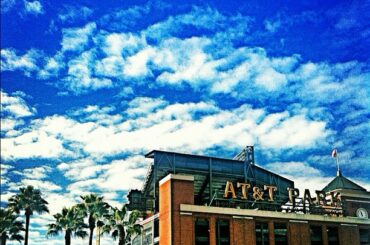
xmin=356 ymin=208 xmax=368 ymax=219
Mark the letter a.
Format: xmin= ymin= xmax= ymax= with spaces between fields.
xmin=303 ymin=189 xmax=313 ymax=205
xmin=224 ymin=181 xmax=236 ymax=198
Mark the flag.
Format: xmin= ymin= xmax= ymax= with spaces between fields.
xmin=331 ymin=149 xmax=337 ymax=158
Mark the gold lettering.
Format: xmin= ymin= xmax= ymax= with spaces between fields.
xmin=287 ymin=188 xmax=300 ymax=206
xmin=303 ymin=189 xmax=313 ymax=205
xmin=329 ymin=191 xmax=341 ymax=207
xmin=264 ymin=185 xmax=277 ymax=202
xmin=315 ymin=191 xmax=327 ymax=206
xmin=237 ymin=182 xmax=251 ymax=199
xmin=224 ymin=181 xmax=236 ymax=198
xmin=252 ymin=187 xmax=264 ymax=201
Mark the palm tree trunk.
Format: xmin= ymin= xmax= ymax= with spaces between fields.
xmin=118 ymin=228 xmax=125 ymax=245
xmin=65 ymin=230 xmax=71 ymax=245
xmin=88 ymin=214 xmax=95 ymax=245
xmin=0 ymin=233 xmax=7 ymax=245
xmin=24 ymin=213 xmax=30 ymax=245
xmin=96 ymin=227 xmax=100 ymax=245
xmin=88 ymin=227 xmax=94 ymax=245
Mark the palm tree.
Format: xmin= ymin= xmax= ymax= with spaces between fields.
xmin=47 ymin=206 xmax=88 ymax=245
xmin=0 ymin=208 xmax=24 ymax=245
xmin=7 ymin=186 xmax=49 ymax=245
xmin=103 ymin=206 xmax=142 ymax=245
xmin=78 ymin=194 xmax=110 ymax=245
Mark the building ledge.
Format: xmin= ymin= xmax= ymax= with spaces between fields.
xmin=180 ymin=204 xmax=370 ymax=225
xmin=159 ymin=174 xmax=194 ymax=186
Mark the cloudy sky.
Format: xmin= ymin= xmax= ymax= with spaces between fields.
xmin=1 ymin=0 xmax=370 ymax=244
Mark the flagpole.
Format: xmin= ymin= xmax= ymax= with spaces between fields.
xmin=336 ymin=152 xmax=341 ymax=176
xmin=336 ymin=155 xmax=339 ymax=173
xmin=332 ymin=149 xmax=341 ymax=176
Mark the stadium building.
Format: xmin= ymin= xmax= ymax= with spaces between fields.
xmin=127 ymin=147 xmax=370 ymax=245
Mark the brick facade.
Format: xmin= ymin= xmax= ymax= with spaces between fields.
xmin=159 ymin=174 xmax=370 ymax=245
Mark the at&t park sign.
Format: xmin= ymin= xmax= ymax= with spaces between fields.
xmin=223 ymin=181 xmax=341 ymax=211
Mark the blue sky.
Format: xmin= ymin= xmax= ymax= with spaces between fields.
xmin=1 ymin=0 xmax=370 ymax=244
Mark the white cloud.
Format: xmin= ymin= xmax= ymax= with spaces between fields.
xmin=1 ymin=90 xmax=36 ymax=118
xmin=0 ymin=164 xmax=13 ymax=186
xmin=1 ymin=118 xmax=24 ymax=132
xmin=66 ymin=156 xmax=148 ymax=194
xmin=61 ymin=23 xmax=96 ymax=52
xmin=154 ymin=37 xmax=214 ymax=86
xmin=211 ymin=47 xmax=297 ymax=93
xmin=64 ymin=50 xmax=113 ymax=93
xmin=123 ymin=46 xmax=156 ymax=77
xmin=57 ymin=158 xmax=104 ymax=181
xmin=254 ymin=67 xmax=287 ymax=91
xmin=99 ymin=3 xmax=151 ymax=31
xmin=144 ymin=6 xmax=251 ymax=41
xmin=58 ymin=5 xmax=93 ymax=24
xmin=68 ymin=102 xmax=324 ymax=157
xmin=258 ymin=115 xmax=327 ymax=148
xmin=38 ymin=53 xmax=64 ymax=79
xmin=97 ymin=157 xmax=148 ymax=191
xmin=70 ymin=105 xmax=122 ymax=125
xmin=42 ymin=23 xmax=296 ymax=94
xmin=126 ymin=97 xmax=168 ymax=116
xmin=24 ymin=0 xmax=44 ymax=15
xmin=1 ymin=99 xmax=328 ymax=161
xmin=93 ymin=37 xmax=297 ymax=94
xmin=266 ymin=161 xmax=322 ymax=178
xmin=20 ymin=166 xmax=52 ymax=180
xmin=8 ymin=179 xmax=62 ymax=192
xmin=1 ymin=130 xmax=67 ymax=160
xmin=0 ymin=191 xmax=16 ymax=204
xmin=44 ymin=193 xmax=79 ymax=215
xmin=103 ymin=32 xmax=146 ymax=56
xmin=1 ymin=49 xmax=41 ymax=75
xmin=0 ymin=164 xmax=13 ymax=175
xmin=94 ymin=56 xmax=125 ymax=78
xmin=1 ymin=91 xmax=36 ymax=136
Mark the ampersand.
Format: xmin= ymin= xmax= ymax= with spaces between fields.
xmin=252 ymin=187 xmax=264 ymax=201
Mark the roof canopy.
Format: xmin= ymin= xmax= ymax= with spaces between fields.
xmin=322 ymin=171 xmax=367 ymax=192
xmin=136 ymin=150 xmax=294 ymax=212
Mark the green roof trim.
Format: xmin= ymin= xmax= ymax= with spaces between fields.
xmin=322 ymin=171 xmax=367 ymax=192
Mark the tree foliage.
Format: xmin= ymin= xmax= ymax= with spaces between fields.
xmin=7 ymin=186 xmax=48 ymax=245
xmin=78 ymin=194 xmax=110 ymax=245
xmin=0 ymin=208 xmax=24 ymax=245
xmin=47 ymin=206 xmax=88 ymax=245
xmin=5 ymin=187 xmax=143 ymax=245
xmin=103 ymin=205 xmax=142 ymax=245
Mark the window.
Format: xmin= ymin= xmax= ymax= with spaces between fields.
xmin=132 ymin=235 xmax=141 ymax=245
xmin=360 ymin=229 xmax=370 ymax=245
xmin=216 ymin=219 xmax=230 ymax=245
xmin=195 ymin=218 xmax=209 ymax=245
xmin=274 ymin=223 xmax=288 ymax=245
xmin=154 ymin=218 xmax=159 ymax=239
xmin=327 ymin=227 xmax=339 ymax=245
xmin=256 ymin=222 xmax=269 ymax=245
xmin=142 ymin=227 xmax=152 ymax=245
xmin=310 ymin=225 xmax=322 ymax=245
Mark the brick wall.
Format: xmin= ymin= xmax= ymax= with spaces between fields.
xmin=159 ymin=174 xmax=370 ymax=245
xmin=159 ymin=175 xmax=194 ymax=245
xmin=159 ymin=179 xmax=171 ymax=245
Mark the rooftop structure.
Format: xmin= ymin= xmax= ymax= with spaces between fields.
xmin=322 ymin=170 xmax=367 ymax=192
xmin=128 ymin=147 xmax=370 ymax=245
xmin=128 ymin=147 xmax=294 ymax=213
